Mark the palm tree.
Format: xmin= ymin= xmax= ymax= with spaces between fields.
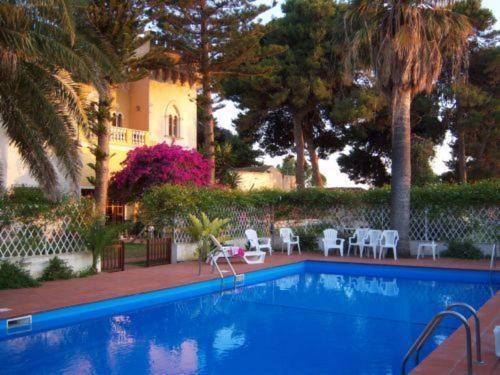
xmin=0 ymin=0 xmax=101 ymax=199
xmin=345 ymin=0 xmax=472 ymax=254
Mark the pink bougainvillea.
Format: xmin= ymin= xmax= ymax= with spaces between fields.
xmin=109 ymin=143 xmax=212 ymax=202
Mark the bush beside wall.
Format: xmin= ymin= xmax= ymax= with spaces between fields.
xmin=0 ymin=262 xmax=40 ymax=289
xmin=140 ymin=180 xmax=500 ymax=225
xmin=441 ymin=240 xmax=484 ymax=259
xmin=39 ymin=257 xmax=75 ymax=281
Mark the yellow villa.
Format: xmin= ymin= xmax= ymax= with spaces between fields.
xmin=0 ymin=47 xmax=198 ymax=221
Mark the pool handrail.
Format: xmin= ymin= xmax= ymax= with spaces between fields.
xmin=489 ymin=243 xmax=496 ymax=284
xmin=442 ymin=303 xmax=484 ymax=365
xmin=401 ymin=310 xmax=473 ymax=375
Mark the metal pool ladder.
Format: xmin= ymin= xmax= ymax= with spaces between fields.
xmin=208 ymin=249 xmax=244 ymax=287
xmin=401 ymin=303 xmax=484 ymax=375
xmin=489 ymin=243 xmax=497 ymax=285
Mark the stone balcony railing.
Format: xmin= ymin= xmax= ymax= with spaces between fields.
xmin=109 ymin=127 xmax=149 ymax=146
xmin=83 ymin=127 xmax=149 ymax=147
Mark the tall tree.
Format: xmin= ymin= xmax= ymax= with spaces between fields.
xmin=84 ymin=0 xmax=151 ymax=215
xmin=337 ymin=91 xmax=445 ymax=187
xmin=225 ymin=0 xmax=347 ymax=188
xmin=442 ymin=0 xmax=498 ymax=182
xmin=345 ymin=0 xmax=472 ymax=254
xmin=0 ymin=0 xmax=110 ymax=199
xmin=150 ymin=0 xmax=279 ymax=183
xmin=444 ymin=46 xmax=499 ymax=182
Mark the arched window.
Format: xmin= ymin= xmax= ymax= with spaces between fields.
xmin=168 ymin=115 xmax=173 ymax=136
xmin=173 ymin=116 xmax=179 ymax=137
xmin=165 ymin=104 xmax=181 ymax=138
xmin=112 ymin=112 xmax=123 ymax=127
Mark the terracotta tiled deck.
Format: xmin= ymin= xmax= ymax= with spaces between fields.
xmin=0 ymin=254 xmax=498 ymax=374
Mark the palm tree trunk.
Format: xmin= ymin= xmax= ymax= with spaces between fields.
xmin=304 ymin=129 xmax=323 ymax=187
xmin=457 ymin=130 xmax=467 ymax=183
xmin=390 ymin=88 xmax=412 ymax=256
xmin=292 ymin=114 xmax=306 ymax=188
xmin=94 ymin=85 xmax=111 ymax=217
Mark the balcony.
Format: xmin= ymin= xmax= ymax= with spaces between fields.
xmin=109 ymin=127 xmax=149 ymax=146
xmin=81 ymin=127 xmax=150 ymax=148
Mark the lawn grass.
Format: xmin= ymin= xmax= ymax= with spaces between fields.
xmin=124 ymin=243 xmax=146 ymax=259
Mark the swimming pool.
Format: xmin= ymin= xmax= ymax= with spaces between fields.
xmin=0 ymin=261 xmax=498 ymax=374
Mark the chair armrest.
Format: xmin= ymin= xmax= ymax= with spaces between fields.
xmin=293 ymin=236 xmax=300 ymax=241
xmin=336 ymin=238 xmax=344 ymax=245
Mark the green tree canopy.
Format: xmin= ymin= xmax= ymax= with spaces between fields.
xmin=224 ymin=0 xmax=348 ymax=187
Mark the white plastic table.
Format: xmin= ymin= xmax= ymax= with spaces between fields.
xmin=417 ymin=240 xmax=438 ymax=260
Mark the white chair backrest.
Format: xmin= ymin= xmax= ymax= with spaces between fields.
xmin=245 ymin=229 xmax=259 ymax=247
xmin=209 ymin=234 xmax=222 ymax=249
xmin=323 ymin=229 xmax=338 ymax=240
xmin=366 ymin=230 xmax=382 ymax=245
xmin=355 ymin=228 xmax=370 ymax=242
xmin=381 ymin=230 xmax=399 ymax=246
xmin=280 ymin=228 xmax=293 ymax=242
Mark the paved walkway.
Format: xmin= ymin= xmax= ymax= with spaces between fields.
xmin=0 ymin=253 xmax=498 ymax=374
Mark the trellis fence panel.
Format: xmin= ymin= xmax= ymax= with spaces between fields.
xmin=0 ymin=214 xmax=87 ymax=259
xmin=174 ymin=206 xmax=274 ymax=244
xmin=174 ymin=205 xmax=498 ymax=244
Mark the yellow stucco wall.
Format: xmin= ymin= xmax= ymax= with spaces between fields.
xmin=236 ymin=168 xmax=296 ymax=191
xmin=128 ymin=78 xmax=149 ymax=131
xmin=78 ymin=145 xmax=131 ymax=188
xmin=148 ymin=78 xmax=198 ymax=149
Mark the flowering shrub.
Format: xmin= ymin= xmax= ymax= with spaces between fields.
xmin=109 ymin=143 xmax=212 ymax=203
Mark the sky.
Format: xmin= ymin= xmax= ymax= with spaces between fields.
xmin=214 ymin=0 xmax=500 ymax=188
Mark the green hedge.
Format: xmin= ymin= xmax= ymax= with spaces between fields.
xmin=0 ymin=187 xmax=94 ymax=225
xmin=139 ymin=180 xmax=499 ymax=225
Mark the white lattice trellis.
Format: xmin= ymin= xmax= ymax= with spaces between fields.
xmin=0 ymin=215 xmax=87 ymax=259
xmin=172 ymin=205 xmax=498 ymax=244
xmin=174 ymin=207 xmax=274 ymax=243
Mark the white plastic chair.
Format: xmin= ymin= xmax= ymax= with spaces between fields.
xmin=379 ymin=230 xmax=399 ymax=260
xmin=362 ymin=229 xmax=382 ymax=258
xmin=209 ymin=235 xmax=265 ymax=265
xmin=348 ymin=228 xmax=370 ymax=256
xmin=279 ymin=228 xmax=301 ymax=255
xmin=245 ymin=229 xmax=272 ymax=255
xmin=322 ymin=229 xmax=345 ymax=257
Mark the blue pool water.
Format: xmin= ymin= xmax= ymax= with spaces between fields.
xmin=0 ymin=262 xmax=497 ymax=374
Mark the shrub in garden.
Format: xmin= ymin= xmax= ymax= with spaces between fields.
xmin=293 ymin=224 xmax=331 ymax=252
xmin=139 ymin=180 xmax=499 ymax=224
xmin=0 ymin=261 xmax=40 ymax=289
xmin=442 ymin=240 xmax=483 ymax=259
xmin=77 ymin=266 xmax=97 ymax=278
xmin=109 ymin=143 xmax=212 ymax=203
xmin=186 ymin=212 xmax=229 ymax=274
xmin=39 ymin=257 xmax=74 ymax=281
xmin=78 ymin=215 xmax=126 ymax=271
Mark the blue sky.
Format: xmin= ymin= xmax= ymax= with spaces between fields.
xmin=214 ymin=0 xmax=499 ymax=187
